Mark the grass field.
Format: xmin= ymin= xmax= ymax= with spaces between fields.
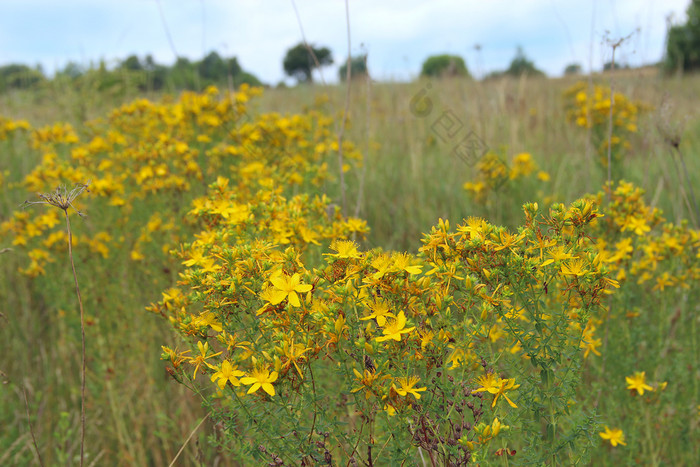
xmin=1 ymin=70 xmax=698 ymax=465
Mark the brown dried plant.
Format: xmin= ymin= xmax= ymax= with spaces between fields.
xmin=22 ymin=181 xmax=90 ymax=466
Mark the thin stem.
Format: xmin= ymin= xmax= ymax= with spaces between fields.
xmin=606 ymin=46 xmax=617 ymax=195
xmin=289 ymin=0 xmax=326 ymax=85
xmin=353 ymin=54 xmax=371 ymax=222
xmin=335 ymin=0 xmax=352 ymax=216
xmin=154 ymin=0 xmax=179 ymax=60
xmin=168 ymin=414 xmax=209 ymax=467
xmin=307 ymin=364 xmax=318 ymax=446
xmin=23 ymin=387 xmax=45 ymax=467
xmin=65 ymin=210 xmax=86 ymax=467
xmin=603 ymin=31 xmax=634 ymax=196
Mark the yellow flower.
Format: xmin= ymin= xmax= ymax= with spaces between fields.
xmin=493 ymin=230 xmax=525 ymax=252
xmin=161 ymin=346 xmax=191 ymax=368
xmin=392 ymin=376 xmax=426 ymax=400
xmin=490 ymin=417 xmax=507 ymax=437
xmin=189 ymin=341 xmax=222 ymax=380
xmin=479 ymin=417 xmax=509 ymax=442
xmin=540 ymin=245 xmax=573 ymax=266
xmin=472 ymin=373 xmax=520 ymax=408
xmin=351 ymin=368 xmax=386 ymax=398
xmin=391 ymin=252 xmax=422 ymax=274
xmin=266 ymin=271 xmax=312 ymax=308
xmin=241 ymin=367 xmax=279 ymax=396
xmin=560 ymin=258 xmax=588 ymax=277
xmin=326 ymin=240 xmax=362 ymax=259
xmin=375 ymin=311 xmax=415 ymax=342
xmin=599 ymin=426 xmax=626 ymax=446
xmin=626 ymin=371 xmax=654 ymax=396
xmin=280 ymin=339 xmax=311 ymax=378
xmin=622 ymin=216 xmax=650 ymax=236
xmin=580 ymin=323 xmax=602 ymax=358
xmin=193 ymin=311 xmax=223 ymax=332
xmin=210 ymin=360 xmax=245 ymax=389
xmin=370 ymin=254 xmax=392 ymax=280
xmin=360 ymin=300 xmax=395 ymax=327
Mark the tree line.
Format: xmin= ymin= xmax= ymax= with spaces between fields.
xmin=0 ymin=51 xmax=261 ymax=94
xmin=3 ymin=5 xmax=699 ymax=95
xmin=282 ymin=3 xmax=700 ymax=83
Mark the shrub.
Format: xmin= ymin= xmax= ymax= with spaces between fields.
xmin=339 ymin=55 xmax=369 ymax=81
xmin=421 ymin=54 xmax=470 ymax=78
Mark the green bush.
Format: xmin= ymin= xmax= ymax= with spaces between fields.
xmin=339 ymin=55 xmax=369 ymax=81
xmin=421 ymin=54 xmax=470 ymax=78
xmin=665 ymin=0 xmax=700 ymax=73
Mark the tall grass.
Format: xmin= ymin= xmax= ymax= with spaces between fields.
xmin=256 ymin=73 xmax=699 ymax=251
xmin=1 ymin=70 xmax=698 ymax=465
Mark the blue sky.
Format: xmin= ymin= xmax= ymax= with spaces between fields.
xmin=0 ymin=0 xmax=691 ymax=83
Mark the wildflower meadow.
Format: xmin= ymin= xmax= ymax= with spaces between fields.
xmin=1 ymin=72 xmax=699 ymax=466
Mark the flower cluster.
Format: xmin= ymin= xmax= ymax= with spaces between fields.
xmin=564 ymin=81 xmax=650 ymax=175
xmin=1 ymin=85 xmax=364 ymax=281
xmin=0 ymin=115 xmax=31 ymax=140
xmin=588 ymin=181 xmax=700 ymax=296
xmin=463 ymin=151 xmax=551 ymax=204
xmin=150 ymin=141 xmax=617 ymax=463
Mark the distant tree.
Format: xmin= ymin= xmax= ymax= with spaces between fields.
xmin=143 ymin=55 xmax=157 ymax=71
xmin=283 ymin=43 xmax=333 ymax=83
xmin=483 ymin=70 xmax=505 ymax=81
xmin=564 ymin=63 xmax=582 ymax=75
xmin=420 ymin=54 xmax=469 ymax=78
xmin=171 ymin=57 xmax=198 ymax=89
xmin=0 ymin=52 xmax=262 ymax=95
xmin=233 ymin=71 xmax=262 ymax=87
xmin=603 ymin=61 xmax=630 ymax=72
xmin=120 ymin=55 xmax=143 ymax=71
xmin=199 ymin=51 xmax=227 ymax=81
xmin=339 ymin=55 xmax=368 ymax=81
xmin=0 ymin=64 xmax=44 ymax=92
xmin=142 ymin=55 xmax=168 ymax=91
xmin=506 ymin=47 xmax=544 ymax=77
xmin=226 ymin=57 xmax=243 ymax=78
xmin=664 ymin=0 xmax=700 ymax=73
xmin=174 ymin=57 xmax=192 ymax=70
xmin=91 ymin=59 xmax=125 ymax=92
xmin=57 ymin=61 xmax=84 ymax=80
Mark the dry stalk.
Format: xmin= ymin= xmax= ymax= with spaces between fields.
xmin=22 ymin=181 xmax=90 ymax=467
xmin=603 ymin=30 xmax=635 ymax=200
xmin=290 ymin=0 xmax=327 ymax=86
xmin=168 ymin=414 xmax=209 ymax=467
xmin=335 ymin=0 xmax=352 ymax=216
xmin=23 ymin=386 xmax=45 ymax=467
xmin=605 ymin=37 xmax=622 ymax=195
xmin=290 ymin=0 xmax=352 ymax=215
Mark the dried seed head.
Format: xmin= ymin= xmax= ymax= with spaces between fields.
xmin=22 ymin=181 xmax=91 ymax=217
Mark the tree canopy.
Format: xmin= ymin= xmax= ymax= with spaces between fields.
xmin=420 ymin=54 xmax=470 ymax=78
xmin=664 ymin=0 xmax=700 ymax=73
xmin=283 ymin=43 xmax=333 ymax=83
xmin=0 ymin=64 xmax=44 ymax=92
xmin=339 ymin=55 xmax=369 ymax=81
xmin=0 ymin=51 xmax=261 ymax=94
xmin=564 ymin=63 xmax=582 ymax=75
xmin=505 ymin=47 xmax=545 ymax=77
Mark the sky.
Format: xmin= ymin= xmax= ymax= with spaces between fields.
xmin=0 ymin=0 xmax=692 ymax=84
